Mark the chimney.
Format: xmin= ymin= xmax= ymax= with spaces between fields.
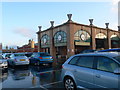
xmin=38 ymin=26 xmax=42 ymax=31
xmin=89 ymin=19 xmax=93 ymax=25
xmin=105 ymin=23 xmax=109 ymax=28
xmin=67 ymin=14 xmax=72 ymax=21
xmin=50 ymin=21 xmax=54 ymax=28
xmin=118 ymin=26 xmax=120 ymax=31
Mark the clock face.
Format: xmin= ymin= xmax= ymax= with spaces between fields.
xmin=43 ymin=38 xmax=47 ymax=44
xmin=58 ymin=35 xmax=62 ymax=41
xmin=80 ymin=34 xmax=86 ymax=41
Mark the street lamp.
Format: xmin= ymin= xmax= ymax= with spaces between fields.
xmin=89 ymin=19 xmax=94 ymax=49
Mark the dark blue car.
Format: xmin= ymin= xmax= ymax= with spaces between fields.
xmin=29 ymin=52 xmax=53 ymax=65
xmin=98 ymin=48 xmax=120 ymax=52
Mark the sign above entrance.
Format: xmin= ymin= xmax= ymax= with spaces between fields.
xmin=75 ymin=42 xmax=90 ymax=46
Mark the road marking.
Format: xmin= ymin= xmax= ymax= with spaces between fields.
xmin=39 ymin=69 xmax=61 ymax=74
xmin=29 ymin=81 xmax=62 ymax=89
xmin=30 ymin=85 xmax=48 ymax=90
xmin=42 ymin=81 xmax=62 ymax=86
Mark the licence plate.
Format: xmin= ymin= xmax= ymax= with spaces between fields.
xmin=20 ymin=59 xmax=25 ymax=61
xmin=45 ymin=58 xmax=49 ymax=59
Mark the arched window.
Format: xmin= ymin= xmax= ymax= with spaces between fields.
xmin=41 ymin=34 xmax=50 ymax=46
xmin=95 ymin=33 xmax=107 ymax=39
xmin=54 ymin=31 xmax=67 ymax=44
xmin=111 ymin=35 xmax=120 ymax=46
xmin=111 ymin=35 xmax=119 ymax=40
xmin=74 ymin=30 xmax=91 ymax=42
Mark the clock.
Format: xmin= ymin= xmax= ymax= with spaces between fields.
xmin=43 ymin=38 xmax=47 ymax=44
xmin=58 ymin=34 xmax=62 ymax=41
xmin=80 ymin=34 xmax=86 ymax=41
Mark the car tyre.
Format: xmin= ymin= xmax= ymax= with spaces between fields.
xmin=64 ymin=77 xmax=76 ymax=90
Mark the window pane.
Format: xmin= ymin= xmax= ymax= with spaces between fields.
xmin=69 ymin=56 xmax=79 ymax=65
xmin=97 ymin=57 xmax=119 ymax=72
xmin=77 ymin=56 xmax=94 ymax=68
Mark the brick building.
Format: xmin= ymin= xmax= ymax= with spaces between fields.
xmin=37 ymin=14 xmax=120 ymax=59
xmin=17 ymin=39 xmax=38 ymax=53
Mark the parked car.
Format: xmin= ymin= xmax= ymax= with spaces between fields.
xmin=61 ymin=52 xmax=120 ymax=89
xmin=2 ymin=53 xmax=12 ymax=59
xmin=7 ymin=53 xmax=29 ymax=67
xmin=0 ymin=55 xmax=8 ymax=70
xmin=24 ymin=52 xmax=33 ymax=59
xmin=97 ymin=48 xmax=120 ymax=52
xmin=29 ymin=52 xmax=53 ymax=65
xmin=80 ymin=49 xmax=96 ymax=53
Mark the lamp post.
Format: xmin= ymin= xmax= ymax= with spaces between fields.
xmin=89 ymin=19 xmax=94 ymax=49
xmin=105 ymin=23 xmax=111 ymax=49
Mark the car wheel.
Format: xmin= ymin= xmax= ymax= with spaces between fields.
xmin=64 ymin=77 xmax=76 ymax=90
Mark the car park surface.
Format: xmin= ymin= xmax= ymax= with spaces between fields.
xmin=61 ymin=52 xmax=120 ymax=89
xmin=1 ymin=64 xmax=63 ymax=89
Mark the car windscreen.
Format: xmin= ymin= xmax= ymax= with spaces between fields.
xmin=25 ymin=53 xmax=32 ymax=57
xmin=14 ymin=54 xmax=25 ymax=56
xmin=113 ymin=56 xmax=120 ymax=62
xmin=40 ymin=53 xmax=51 ymax=56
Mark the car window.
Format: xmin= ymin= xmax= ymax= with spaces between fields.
xmin=69 ymin=56 xmax=79 ymax=65
xmin=113 ymin=56 xmax=120 ymax=62
xmin=31 ymin=53 xmax=38 ymax=57
xmin=97 ymin=57 xmax=119 ymax=73
xmin=5 ymin=54 xmax=11 ymax=58
xmin=40 ymin=53 xmax=51 ymax=56
xmin=76 ymin=56 xmax=94 ymax=68
xmin=14 ymin=54 xmax=25 ymax=56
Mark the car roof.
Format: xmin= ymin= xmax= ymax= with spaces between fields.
xmin=98 ymin=48 xmax=120 ymax=52
xmin=74 ymin=52 xmax=120 ymax=58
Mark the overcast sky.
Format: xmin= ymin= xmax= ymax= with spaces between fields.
xmin=1 ymin=0 xmax=119 ymax=48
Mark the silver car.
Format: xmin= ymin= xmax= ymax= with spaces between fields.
xmin=61 ymin=52 xmax=120 ymax=89
xmin=8 ymin=53 xmax=29 ymax=66
xmin=0 ymin=55 xmax=8 ymax=70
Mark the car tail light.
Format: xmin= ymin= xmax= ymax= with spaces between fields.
xmin=39 ymin=57 xmax=43 ymax=59
xmin=14 ymin=59 xmax=17 ymax=62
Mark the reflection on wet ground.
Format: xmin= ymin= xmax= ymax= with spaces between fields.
xmin=1 ymin=65 xmax=63 ymax=89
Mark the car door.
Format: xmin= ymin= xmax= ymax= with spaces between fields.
xmin=94 ymin=56 xmax=120 ymax=88
xmin=74 ymin=56 xmax=95 ymax=88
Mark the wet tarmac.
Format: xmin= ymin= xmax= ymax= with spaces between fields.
xmin=0 ymin=65 xmax=64 ymax=90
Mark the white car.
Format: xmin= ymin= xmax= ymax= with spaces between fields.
xmin=8 ymin=53 xmax=29 ymax=66
xmin=0 ymin=55 xmax=8 ymax=70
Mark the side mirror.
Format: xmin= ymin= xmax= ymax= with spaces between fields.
xmin=114 ymin=68 xmax=120 ymax=74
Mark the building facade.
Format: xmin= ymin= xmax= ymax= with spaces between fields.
xmin=37 ymin=14 xmax=120 ymax=59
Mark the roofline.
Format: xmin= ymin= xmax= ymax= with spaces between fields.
xmin=37 ymin=20 xmax=120 ymax=34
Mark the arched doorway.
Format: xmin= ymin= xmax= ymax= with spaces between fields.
xmin=74 ymin=30 xmax=91 ymax=54
xmin=111 ymin=35 xmax=120 ymax=48
xmin=54 ymin=30 xmax=67 ymax=59
xmin=41 ymin=34 xmax=50 ymax=53
xmin=95 ymin=33 xmax=107 ymax=49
